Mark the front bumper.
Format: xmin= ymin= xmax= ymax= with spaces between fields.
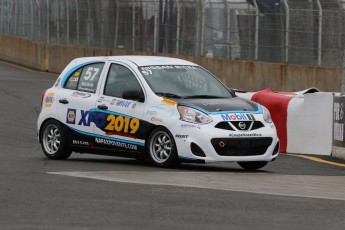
xmin=171 ymin=121 xmax=279 ymax=163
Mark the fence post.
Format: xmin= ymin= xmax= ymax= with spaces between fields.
xmin=74 ymin=0 xmax=79 ymax=45
xmin=175 ymin=0 xmax=180 ymax=54
xmin=0 ymin=0 xmax=4 ymax=34
xmin=153 ymin=0 xmax=159 ymax=52
xmin=22 ymin=0 xmax=25 ymax=36
xmin=132 ymin=0 xmax=135 ymax=51
xmin=86 ymin=0 xmax=91 ymax=46
xmin=34 ymin=0 xmax=41 ymax=41
xmin=253 ymin=0 xmax=259 ymax=60
xmin=283 ymin=0 xmax=289 ymax=63
xmin=65 ymin=0 xmax=70 ymax=44
xmin=195 ymin=0 xmax=201 ymax=56
xmin=55 ymin=0 xmax=60 ymax=45
xmin=316 ymin=0 xmax=322 ymax=66
xmin=114 ymin=0 xmax=119 ymax=48
xmin=200 ymin=0 xmax=205 ymax=56
xmin=45 ymin=0 xmax=50 ymax=43
xmin=30 ymin=0 xmax=34 ymax=40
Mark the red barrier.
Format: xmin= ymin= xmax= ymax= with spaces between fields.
xmin=251 ymin=89 xmax=293 ymax=153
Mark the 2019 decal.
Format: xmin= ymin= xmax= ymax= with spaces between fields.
xmin=104 ymin=115 xmax=139 ymax=134
xmin=66 ymin=108 xmax=141 ymax=138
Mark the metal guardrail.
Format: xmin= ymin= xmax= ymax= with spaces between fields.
xmin=0 ymin=0 xmax=345 ymax=67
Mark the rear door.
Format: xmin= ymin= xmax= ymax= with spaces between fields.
xmin=56 ymin=62 xmax=107 ymax=147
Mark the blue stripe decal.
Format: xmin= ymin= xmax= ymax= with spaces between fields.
xmin=89 ymin=108 xmax=133 ymax=118
xmin=61 ymin=61 xmax=98 ymax=87
xmin=179 ymin=104 xmax=262 ymax=115
xmin=178 ymin=156 xmax=197 ymax=161
xmin=68 ymin=126 xmax=145 ymax=146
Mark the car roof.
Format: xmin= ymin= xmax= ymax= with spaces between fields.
xmin=71 ymin=55 xmax=198 ymax=67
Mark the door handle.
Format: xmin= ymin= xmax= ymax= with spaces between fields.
xmin=59 ymin=99 xmax=69 ymax=104
xmin=98 ymin=104 xmax=108 ymax=110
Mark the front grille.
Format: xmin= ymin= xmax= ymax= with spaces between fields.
xmin=211 ymin=137 xmax=273 ymax=156
xmin=215 ymin=121 xmax=264 ymax=131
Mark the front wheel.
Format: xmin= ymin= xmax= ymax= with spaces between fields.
xmin=40 ymin=120 xmax=72 ymax=160
xmin=147 ymin=127 xmax=179 ymax=168
xmin=237 ymin=161 xmax=268 ymax=171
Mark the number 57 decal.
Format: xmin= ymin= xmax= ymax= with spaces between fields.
xmin=83 ymin=67 xmax=100 ymax=81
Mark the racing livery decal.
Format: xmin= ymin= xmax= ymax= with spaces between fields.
xmin=95 ymin=137 xmax=138 ymax=150
xmin=220 ymin=113 xmax=256 ymax=121
xmin=66 ymin=109 xmax=76 ymax=124
xmin=71 ymin=91 xmax=91 ymax=98
xmin=161 ymin=98 xmax=177 ymax=107
xmin=45 ymin=93 xmax=54 ymax=108
xmin=65 ymin=108 xmax=154 ymax=140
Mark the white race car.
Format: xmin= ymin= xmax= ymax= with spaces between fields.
xmin=37 ymin=56 xmax=279 ymax=170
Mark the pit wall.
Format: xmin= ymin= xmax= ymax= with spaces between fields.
xmin=0 ymin=35 xmax=342 ymax=92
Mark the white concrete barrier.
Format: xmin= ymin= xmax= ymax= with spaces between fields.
xmin=287 ymin=93 xmax=333 ymax=155
xmin=236 ymin=89 xmax=333 ymax=155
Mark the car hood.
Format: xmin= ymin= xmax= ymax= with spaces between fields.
xmin=175 ymin=97 xmax=259 ymax=113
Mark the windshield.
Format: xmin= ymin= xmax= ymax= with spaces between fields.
xmin=138 ymin=65 xmax=233 ymax=99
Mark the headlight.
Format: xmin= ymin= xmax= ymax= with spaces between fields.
xmin=177 ymin=106 xmax=212 ymax=124
xmin=262 ymin=106 xmax=273 ymax=123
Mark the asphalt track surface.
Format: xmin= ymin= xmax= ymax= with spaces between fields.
xmin=0 ymin=60 xmax=345 ymax=230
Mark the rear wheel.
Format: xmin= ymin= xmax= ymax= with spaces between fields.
xmin=147 ymin=127 xmax=179 ymax=167
xmin=40 ymin=120 xmax=72 ymax=160
xmin=237 ymin=161 xmax=268 ymax=171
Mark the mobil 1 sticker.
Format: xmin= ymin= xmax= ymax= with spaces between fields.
xmin=220 ymin=113 xmax=255 ymax=121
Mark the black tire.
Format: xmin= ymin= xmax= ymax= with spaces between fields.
xmin=40 ymin=120 xmax=72 ymax=160
xmin=147 ymin=127 xmax=179 ymax=167
xmin=237 ymin=161 xmax=268 ymax=171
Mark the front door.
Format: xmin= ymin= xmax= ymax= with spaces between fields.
xmin=93 ymin=63 xmax=148 ymax=153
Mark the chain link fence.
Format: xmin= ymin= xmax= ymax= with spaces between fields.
xmin=0 ymin=0 xmax=345 ymax=67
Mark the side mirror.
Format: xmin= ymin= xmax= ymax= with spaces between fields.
xmin=122 ymin=89 xmax=145 ymax=103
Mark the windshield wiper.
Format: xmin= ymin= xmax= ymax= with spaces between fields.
xmin=155 ymin=92 xmax=183 ymax=99
xmin=184 ymin=95 xmax=227 ymax=99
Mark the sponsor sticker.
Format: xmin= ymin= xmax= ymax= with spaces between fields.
xmin=45 ymin=93 xmax=54 ymax=108
xmin=175 ymin=134 xmax=189 ymax=139
xmin=95 ymin=137 xmax=138 ymax=150
xmin=146 ymin=110 xmax=158 ymax=116
xmin=114 ymin=100 xmax=132 ymax=108
xmin=180 ymin=124 xmax=201 ymax=129
xmin=66 ymin=108 xmax=76 ymax=124
xmin=229 ymin=133 xmax=262 ymax=137
xmin=220 ymin=113 xmax=255 ymax=121
xmin=162 ymin=98 xmax=177 ymax=107
xmin=71 ymin=91 xmax=91 ymax=98
xmin=151 ymin=117 xmax=163 ymax=122
xmin=72 ymin=140 xmax=91 ymax=146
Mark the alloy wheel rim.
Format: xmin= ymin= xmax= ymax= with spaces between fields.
xmin=43 ymin=124 xmax=61 ymax=155
xmin=150 ymin=131 xmax=172 ymax=163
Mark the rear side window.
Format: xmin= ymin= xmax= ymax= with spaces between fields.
xmin=64 ymin=63 xmax=105 ymax=93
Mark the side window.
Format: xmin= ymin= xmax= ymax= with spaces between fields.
xmin=104 ymin=64 xmax=142 ymax=98
xmin=64 ymin=69 xmax=82 ymax=90
xmin=64 ymin=63 xmax=105 ymax=93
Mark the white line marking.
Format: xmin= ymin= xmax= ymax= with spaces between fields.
xmin=48 ymin=171 xmax=345 ymax=201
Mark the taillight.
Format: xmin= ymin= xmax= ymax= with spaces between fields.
xmin=41 ymin=90 xmax=47 ymax=107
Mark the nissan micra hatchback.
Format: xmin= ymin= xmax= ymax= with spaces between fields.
xmin=38 ymin=56 xmax=279 ymax=170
